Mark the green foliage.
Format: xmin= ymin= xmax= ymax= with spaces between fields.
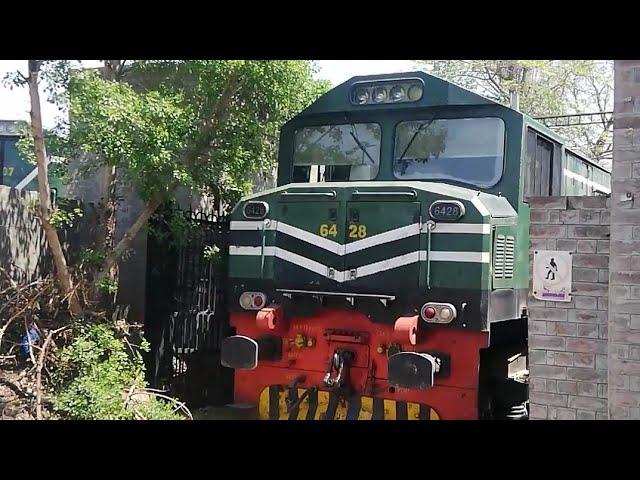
xmin=14 ymin=120 xmax=74 ymax=185
xmin=68 ymin=60 xmax=331 ymax=205
xmin=77 ymin=248 xmax=106 ymax=270
xmin=419 ymin=60 xmax=613 ymax=166
xmin=148 ymin=202 xmax=196 ymax=247
xmin=15 ymin=121 xmax=36 ymax=164
xmin=54 ymin=323 xmax=183 ymax=420
xmin=49 ymin=202 xmax=83 ymax=228
xmin=97 ymin=277 xmax=118 ymax=295
xmin=203 ymin=244 xmax=220 ymax=261
xmin=68 ymin=71 xmax=197 ymax=201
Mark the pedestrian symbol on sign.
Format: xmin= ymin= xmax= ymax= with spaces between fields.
xmin=545 ymin=258 xmax=558 ymax=281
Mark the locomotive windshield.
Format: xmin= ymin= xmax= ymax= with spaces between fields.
xmin=292 ymin=123 xmax=381 ymax=182
xmin=393 ymin=117 xmax=505 ymax=188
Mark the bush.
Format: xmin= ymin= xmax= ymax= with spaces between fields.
xmin=53 ymin=323 xmax=184 ymax=420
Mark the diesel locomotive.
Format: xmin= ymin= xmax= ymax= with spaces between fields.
xmin=219 ymin=71 xmax=611 ymax=420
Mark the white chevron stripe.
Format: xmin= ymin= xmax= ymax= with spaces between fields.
xmin=229 ymin=246 xmax=490 ymax=282
xmin=355 ymin=251 xmax=422 ymax=278
xmin=275 ymin=221 xmax=345 ymax=255
xmin=429 ymin=251 xmax=490 ymax=263
xmin=471 ymin=197 xmax=490 ymax=217
xmin=229 ymin=246 xmax=275 ymax=256
xmin=230 ymin=220 xmax=277 ymax=230
xmin=430 ymin=222 xmax=491 ymax=234
xmin=272 ymin=248 xmax=333 ymax=278
xmin=345 ymin=223 xmax=421 ymax=254
xmin=230 ymin=220 xmax=489 ymax=255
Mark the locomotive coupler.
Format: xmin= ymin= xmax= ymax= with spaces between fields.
xmin=323 ymin=349 xmax=355 ymax=396
xmin=286 ymin=375 xmax=312 ymax=413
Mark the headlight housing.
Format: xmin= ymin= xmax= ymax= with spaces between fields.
xmin=349 ymin=78 xmax=424 ymax=106
xmin=420 ymin=302 xmax=457 ymax=324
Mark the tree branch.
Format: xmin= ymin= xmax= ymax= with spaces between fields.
xmin=36 ymin=326 xmax=68 ymax=420
xmin=95 ymin=185 xmax=175 ymax=287
xmin=184 ymin=72 xmax=243 ymax=167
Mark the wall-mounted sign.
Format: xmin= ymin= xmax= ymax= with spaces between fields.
xmin=533 ymin=250 xmax=572 ymax=302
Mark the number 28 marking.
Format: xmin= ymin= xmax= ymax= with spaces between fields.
xmin=348 ymin=224 xmax=367 ymax=239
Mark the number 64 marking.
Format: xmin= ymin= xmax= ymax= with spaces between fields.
xmin=319 ymin=224 xmax=338 ymax=237
xmin=348 ymin=224 xmax=367 ymax=239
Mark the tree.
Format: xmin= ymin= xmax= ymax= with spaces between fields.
xmin=19 ymin=61 xmax=82 ymax=315
xmin=418 ymin=60 xmax=613 ymax=167
xmin=4 ymin=60 xmax=329 ymax=312
xmin=66 ymin=60 xmax=330 ymax=290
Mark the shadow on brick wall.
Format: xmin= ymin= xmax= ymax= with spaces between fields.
xmin=0 ymin=185 xmax=97 ymax=284
xmin=0 ymin=186 xmax=50 ymax=284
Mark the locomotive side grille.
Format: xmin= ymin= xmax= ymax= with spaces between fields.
xmin=504 ymin=236 xmax=515 ymax=278
xmin=494 ymin=234 xmax=515 ymax=280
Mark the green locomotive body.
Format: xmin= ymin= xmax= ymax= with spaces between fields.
xmin=220 ymin=71 xmax=610 ymax=420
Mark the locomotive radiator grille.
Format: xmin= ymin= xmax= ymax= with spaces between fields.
xmin=493 ymin=234 xmax=515 ymax=280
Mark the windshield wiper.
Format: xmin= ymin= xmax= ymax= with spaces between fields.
xmin=349 ymin=127 xmax=375 ymax=165
xmin=397 ymin=118 xmax=436 ymax=163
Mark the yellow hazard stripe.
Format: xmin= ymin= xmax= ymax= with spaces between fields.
xmin=258 ymin=386 xmax=439 ymax=420
xmin=383 ymin=399 xmax=396 ymax=420
xmin=358 ymin=396 xmax=373 ymax=420
xmin=259 ymin=387 xmax=270 ymax=420
xmin=296 ymin=388 xmax=310 ymax=420
xmin=407 ymin=402 xmax=421 ymax=420
xmin=334 ymin=398 xmax=348 ymax=420
xmin=314 ymin=391 xmax=330 ymax=420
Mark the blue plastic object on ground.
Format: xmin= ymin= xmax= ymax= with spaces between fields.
xmin=21 ymin=328 xmax=40 ymax=357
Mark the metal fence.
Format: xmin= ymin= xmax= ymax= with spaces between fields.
xmin=145 ymin=208 xmax=233 ymax=409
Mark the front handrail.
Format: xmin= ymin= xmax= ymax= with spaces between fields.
xmin=280 ymin=191 xmax=337 ymax=198
xmin=276 ymin=288 xmax=396 ymax=301
xmin=351 ymin=190 xmax=417 ymax=199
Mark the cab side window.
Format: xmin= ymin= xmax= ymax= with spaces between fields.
xmin=524 ymin=128 xmax=561 ymax=199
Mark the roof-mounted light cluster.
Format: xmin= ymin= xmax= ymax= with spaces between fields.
xmin=350 ymin=79 xmax=424 ymax=106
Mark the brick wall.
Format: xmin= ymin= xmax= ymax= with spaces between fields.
xmin=528 ymin=196 xmax=610 ymax=420
xmin=609 ymin=61 xmax=640 ymax=419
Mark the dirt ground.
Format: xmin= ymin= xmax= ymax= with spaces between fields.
xmin=0 ymin=362 xmax=37 ymax=420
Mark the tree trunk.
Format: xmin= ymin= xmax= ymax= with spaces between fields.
xmin=100 ymin=60 xmax=123 ymax=256
xmin=94 ymin=192 xmax=165 ymax=287
xmin=27 ymin=61 xmax=82 ymax=316
xmin=90 ymin=61 xmax=124 ymax=302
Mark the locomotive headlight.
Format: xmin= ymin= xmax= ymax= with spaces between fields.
xmin=407 ymin=84 xmax=423 ymax=101
xmin=421 ymin=302 xmax=457 ymax=324
xmin=354 ymin=88 xmax=370 ymax=105
xmin=422 ymin=306 xmax=436 ymax=319
xmin=239 ymin=292 xmax=254 ymax=310
xmin=239 ymin=292 xmax=267 ymax=310
xmin=372 ymin=87 xmax=387 ymax=103
xmin=390 ymin=85 xmax=405 ymax=102
xmin=439 ymin=307 xmax=453 ymax=321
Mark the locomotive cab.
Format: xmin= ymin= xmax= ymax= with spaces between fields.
xmin=222 ymin=71 xmax=538 ymax=420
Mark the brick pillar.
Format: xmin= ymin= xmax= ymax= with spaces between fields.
xmin=608 ymin=61 xmax=640 ymax=419
xmin=528 ymin=196 xmax=609 ymax=419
